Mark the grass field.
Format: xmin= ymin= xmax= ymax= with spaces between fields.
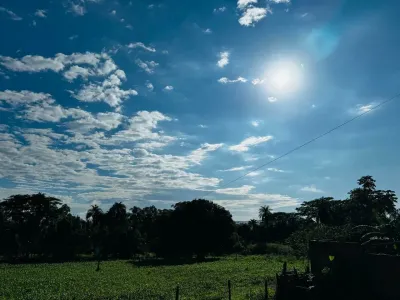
xmin=0 ymin=255 xmax=305 ymax=300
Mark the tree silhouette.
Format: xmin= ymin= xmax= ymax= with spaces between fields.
xmin=0 ymin=175 xmax=398 ymax=262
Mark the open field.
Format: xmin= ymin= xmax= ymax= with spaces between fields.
xmin=0 ymin=255 xmax=304 ymax=300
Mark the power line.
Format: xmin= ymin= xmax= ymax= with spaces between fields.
xmin=201 ymin=92 xmax=400 ymax=198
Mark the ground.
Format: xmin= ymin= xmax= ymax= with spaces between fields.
xmin=0 ymin=255 xmax=304 ymax=299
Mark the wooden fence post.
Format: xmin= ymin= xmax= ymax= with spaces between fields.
xmin=228 ymin=280 xmax=231 ymax=300
xmin=175 ymin=285 xmax=179 ymax=300
xmin=264 ymin=278 xmax=268 ymax=300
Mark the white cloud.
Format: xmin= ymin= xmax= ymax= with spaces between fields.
xmin=267 ymin=167 xmax=285 ymax=173
xmin=213 ymin=192 xmax=299 ymax=220
xmin=216 ymin=185 xmax=255 ymax=195
xmin=252 ymin=78 xmax=265 ymax=85
xmin=135 ymin=59 xmax=158 ymax=74
xmin=63 ymin=65 xmax=92 ymax=81
xmin=67 ymin=112 xmax=124 ymax=132
xmin=163 ymin=85 xmax=173 ymax=91
xmin=229 ymin=136 xmax=273 ymax=152
xmin=268 ymin=96 xmax=277 ymax=102
xmin=203 ymin=28 xmax=212 ymax=34
xmin=69 ymin=35 xmax=78 ymax=40
xmin=146 ymin=81 xmax=154 ymax=91
xmin=0 ymin=6 xmax=22 ymax=20
xmin=353 ymin=103 xmax=377 ymax=114
xmin=126 ymin=24 xmax=133 ymax=30
xmin=110 ymin=10 xmax=116 ymax=15
xmin=68 ymin=2 xmax=86 ymax=16
xmin=127 ymin=42 xmax=156 ymax=52
xmin=0 ymin=52 xmax=114 ymax=78
xmin=270 ymin=0 xmax=290 ymax=3
xmin=251 ymin=120 xmax=260 ymax=127
xmin=217 ymin=51 xmax=229 ymax=68
xmin=239 ymin=7 xmax=271 ymax=26
xmin=0 ymin=90 xmax=53 ymax=106
xmin=246 ymin=170 xmax=263 ymax=177
xmin=218 ymin=77 xmax=247 ymax=84
xmin=237 ymin=0 xmax=258 ymax=10
xmin=300 ymin=185 xmax=324 ymax=193
xmin=35 ymin=9 xmax=47 ymax=18
xmin=213 ymin=7 xmax=226 ymax=13
xmin=70 ymin=70 xmax=138 ymax=107
xmin=220 ymin=166 xmax=252 ymax=172
xmin=198 ymin=124 xmax=207 ymax=128
xmin=0 ymin=55 xmax=64 ymax=72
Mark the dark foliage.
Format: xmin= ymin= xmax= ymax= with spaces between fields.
xmin=0 ymin=176 xmax=398 ymax=262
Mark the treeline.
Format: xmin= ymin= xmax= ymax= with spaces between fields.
xmin=0 ymin=176 xmax=399 ymax=262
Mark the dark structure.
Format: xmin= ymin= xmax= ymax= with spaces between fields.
xmin=276 ymin=239 xmax=400 ymax=300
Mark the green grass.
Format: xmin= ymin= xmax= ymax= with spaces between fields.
xmin=0 ymin=255 xmax=305 ymax=300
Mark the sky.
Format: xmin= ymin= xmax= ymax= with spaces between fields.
xmin=1 ymin=0 xmax=400 ymax=220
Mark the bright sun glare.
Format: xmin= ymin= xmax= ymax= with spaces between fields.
xmin=267 ymin=61 xmax=303 ymax=93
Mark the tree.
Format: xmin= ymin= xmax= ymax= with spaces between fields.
xmin=86 ymin=205 xmax=104 ymax=228
xmin=156 ymin=199 xmax=235 ymax=260
xmin=296 ymin=197 xmax=334 ymax=225
xmin=259 ymin=205 xmax=272 ymax=225
xmin=348 ymin=176 xmax=397 ymax=225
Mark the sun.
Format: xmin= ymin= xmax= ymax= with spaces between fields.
xmin=267 ymin=61 xmax=303 ymax=93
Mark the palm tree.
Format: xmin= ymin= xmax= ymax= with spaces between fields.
xmin=108 ymin=202 xmax=127 ymax=221
xmin=248 ymin=219 xmax=258 ymax=231
xmin=259 ymin=205 xmax=272 ymax=225
xmin=86 ymin=205 xmax=104 ymax=228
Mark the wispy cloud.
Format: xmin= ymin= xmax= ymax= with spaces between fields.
xmin=198 ymin=124 xmax=208 ymax=128
xmin=68 ymin=2 xmax=86 ymax=16
xmin=246 ymin=170 xmax=263 ymax=177
xmin=252 ymin=78 xmax=265 ymax=85
xmin=229 ymin=136 xmax=273 ymax=152
xmin=69 ymin=35 xmax=78 ymax=40
xmin=0 ymin=6 xmax=22 ymax=20
xmin=239 ymin=7 xmax=271 ymax=26
xmin=203 ymin=28 xmax=212 ymax=34
xmin=135 ymin=59 xmax=158 ymax=74
xmin=216 ymin=185 xmax=255 ymax=195
xmin=146 ymin=81 xmax=154 ymax=91
xmin=300 ymin=185 xmax=324 ymax=193
xmin=213 ymin=7 xmax=226 ymax=13
xmin=35 ymin=9 xmax=47 ymax=18
xmin=237 ymin=0 xmax=258 ymax=10
xmin=352 ymin=102 xmax=377 ymax=114
xmin=218 ymin=77 xmax=247 ymax=84
xmin=217 ymin=51 xmax=230 ymax=68
xmin=267 ymin=168 xmax=286 ymax=173
xmin=220 ymin=166 xmax=252 ymax=172
xmin=127 ymin=42 xmax=156 ymax=52
xmin=268 ymin=96 xmax=277 ymax=102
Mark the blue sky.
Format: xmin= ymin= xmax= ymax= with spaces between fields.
xmin=1 ymin=0 xmax=400 ymax=220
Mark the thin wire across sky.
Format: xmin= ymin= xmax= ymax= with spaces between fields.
xmin=201 ymin=92 xmax=400 ymax=198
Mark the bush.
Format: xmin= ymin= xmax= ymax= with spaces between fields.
xmin=286 ymin=224 xmax=352 ymax=257
xmin=264 ymin=243 xmax=294 ymax=256
xmin=243 ymin=243 xmax=294 ymax=256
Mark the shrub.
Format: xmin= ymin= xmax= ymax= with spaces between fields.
xmin=244 ymin=243 xmax=294 ymax=256
xmin=264 ymin=243 xmax=294 ymax=256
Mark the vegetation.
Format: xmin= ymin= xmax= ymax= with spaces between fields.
xmin=0 ymin=255 xmax=304 ymax=300
xmin=0 ymin=175 xmax=399 ymax=298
